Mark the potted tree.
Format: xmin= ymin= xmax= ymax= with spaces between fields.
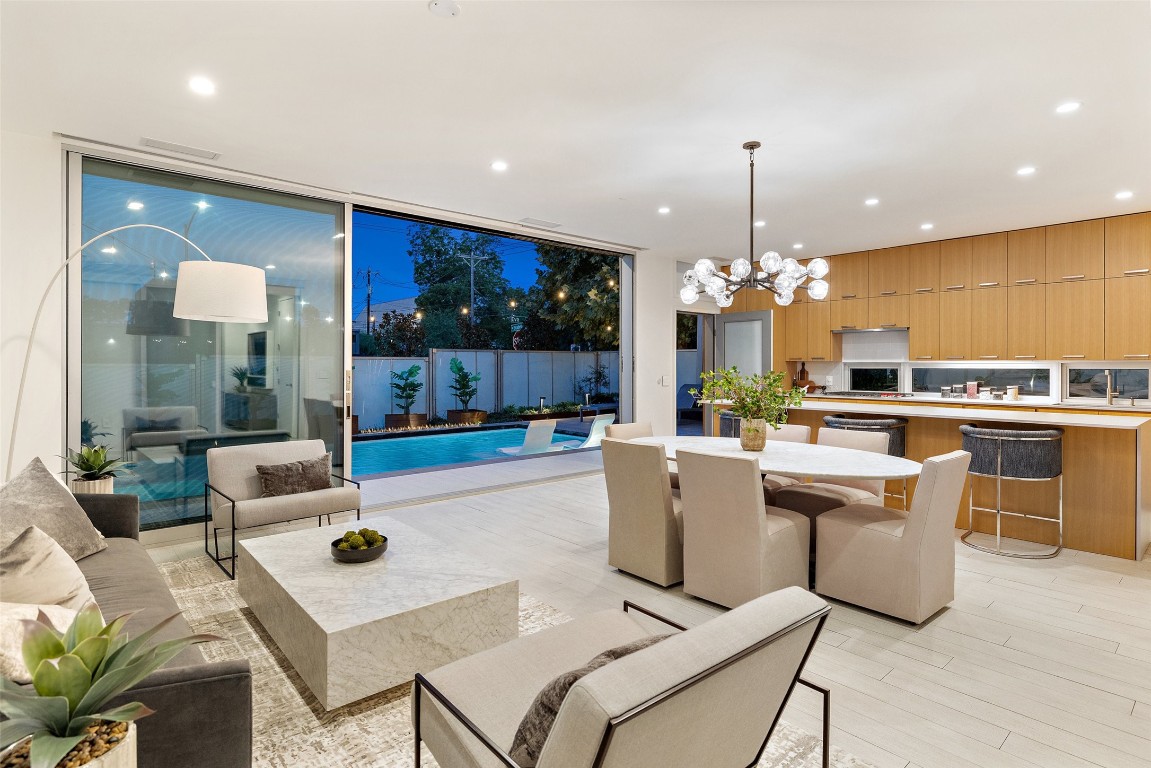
xmin=62 ymin=446 xmax=128 ymax=494
xmin=0 ymin=604 xmax=217 ymax=768
xmin=691 ymin=367 xmax=805 ymax=451
xmin=446 ymin=358 xmax=487 ymax=425
xmin=229 ymin=366 xmax=249 ymax=393
xmin=384 ymin=364 xmax=427 ymax=429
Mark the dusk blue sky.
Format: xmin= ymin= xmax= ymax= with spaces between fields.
xmin=352 ymin=210 xmax=542 ymax=319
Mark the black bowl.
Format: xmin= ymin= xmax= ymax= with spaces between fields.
xmin=331 ymin=536 xmax=388 ymax=563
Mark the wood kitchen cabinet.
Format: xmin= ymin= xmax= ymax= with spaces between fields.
xmin=1046 ymin=219 xmax=1104 ymax=282
xmin=909 ymin=292 xmax=940 ymax=360
xmin=971 ymin=232 xmax=1007 ymax=288
xmin=939 ymin=237 xmax=973 ymax=292
xmin=829 ymin=251 xmax=869 ymax=300
xmin=1008 ymin=226 xmax=1046 ymax=286
xmin=784 ymin=303 xmax=808 ymax=361
xmin=1105 ymin=276 xmax=1151 ymax=359
xmin=1104 ymin=212 xmax=1151 ymax=278
xmin=868 ymin=246 xmax=910 ymax=297
xmin=938 ymin=289 xmax=972 ymax=360
xmin=807 ymin=300 xmax=834 ymax=362
xmin=868 ymin=295 xmax=910 ymax=329
xmin=969 ymin=286 xmax=1007 ymax=360
xmin=1007 ymin=283 xmax=1045 ymax=360
xmin=830 ymin=298 xmax=869 ymax=330
xmin=1045 ymin=280 xmax=1104 ymax=359
xmin=907 ymin=242 xmax=940 ymax=294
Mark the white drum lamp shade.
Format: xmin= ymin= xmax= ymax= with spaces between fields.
xmin=173 ymin=260 xmax=268 ymax=323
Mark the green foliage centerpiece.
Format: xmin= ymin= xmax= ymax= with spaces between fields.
xmin=0 ymin=605 xmax=217 ymax=768
xmin=691 ymin=367 xmax=805 ymax=451
xmin=331 ymin=528 xmax=388 ymax=563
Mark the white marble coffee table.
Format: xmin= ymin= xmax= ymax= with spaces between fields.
xmin=236 ymin=516 xmax=518 ymax=710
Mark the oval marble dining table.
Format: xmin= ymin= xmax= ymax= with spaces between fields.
xmin=630 ymin=435 xmax=922 ymax=481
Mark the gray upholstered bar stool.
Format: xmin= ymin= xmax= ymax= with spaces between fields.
xmin=958 ymin=424 xmax=1064 ymax=559
xmin=823 ymin=415 xmax=909 ymax=508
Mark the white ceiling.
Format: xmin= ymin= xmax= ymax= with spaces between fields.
xmin=2 ymin=0 xmax=1149 ymax=261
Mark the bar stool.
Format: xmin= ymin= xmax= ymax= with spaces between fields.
xmin=823 ymin=415 xmax=909 ymax=508
xmin=958 ymin=424 xmax=1064 ymax=559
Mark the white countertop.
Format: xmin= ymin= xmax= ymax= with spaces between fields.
xmin=790 ymin=399 xmax=1151 ymax=429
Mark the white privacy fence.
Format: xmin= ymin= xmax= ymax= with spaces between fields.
xmin=353 ymin=349 xmax=620 ymax=427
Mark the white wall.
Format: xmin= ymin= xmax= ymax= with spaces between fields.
xmin=1 ymin=130 xmax=66 ymax=479
xmin=632 ymin=253 xmax=678 ymax=435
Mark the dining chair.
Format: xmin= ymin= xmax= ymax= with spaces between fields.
xmin=773 ymin=428 xmax=890 ymax=545
xmin=816 ymin=449 xmax=971 ymax=623
xmin=759 ymin=423 xmax=812 ymax=504
xmin=604 ymin=421 xmax=679 ymax=488
xmin=497 ymin=419 xmax=561 ymax=456
xmin=676 ymin=449 xmax=809 ymax=609
xmin=601 ymin=438 xmax=683 ymax=586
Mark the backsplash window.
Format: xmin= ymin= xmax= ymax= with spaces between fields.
xmin=1066 ymin=368 xmax=1149 ymax=399
xmin=849 ymin=367 xmax=900 ymax=391
xmin=911 ymin=368 xmax=1051 ymax=396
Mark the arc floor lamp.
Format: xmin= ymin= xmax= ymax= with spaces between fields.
xmin=5 ymin=223 xmax=268 ymax=480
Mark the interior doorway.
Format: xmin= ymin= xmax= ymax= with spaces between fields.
xmin=675 ymin=312 xmax=713 ymax=435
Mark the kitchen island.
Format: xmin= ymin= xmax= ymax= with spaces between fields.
xmin=705 ymin=398 xmax=1151 ymax=560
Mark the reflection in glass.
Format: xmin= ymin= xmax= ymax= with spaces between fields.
xmin=911 ymin=368 xmax=1051 ymax=396
xmin=1066 ymin=369 xmax=1149 ymax=399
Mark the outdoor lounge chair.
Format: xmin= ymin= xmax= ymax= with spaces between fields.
xmin=497 ymin=419 xmax=563 ymax=456
xmin=555 ymin=413 xmax=616 ymax=450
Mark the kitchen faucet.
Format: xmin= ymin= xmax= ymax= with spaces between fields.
xmin=1104 ymin=369 xmax=1120 ymax=406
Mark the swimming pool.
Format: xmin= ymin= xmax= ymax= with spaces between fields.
xmin=351 ymin=427 xmax=575 ymax=476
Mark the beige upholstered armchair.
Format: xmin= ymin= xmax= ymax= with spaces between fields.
xmin=759 ymin=423 xmax=812 ymax=503
xmin=676 ymin=449 xmax=809 ymax=609
xmin=603 ymin=421 xmax=680 ymax=487
xmin=205 ymin=438 xmax=360 ymax=578
xmin=601 ymin=438 xmax=683 ymax=587
xmin=412 ymin=587 xmax=831 ymax=768
xmin=774 ymin=427 xmax=889 ymax=517
xmin=816 ymin=449 xmax=971 ymax=624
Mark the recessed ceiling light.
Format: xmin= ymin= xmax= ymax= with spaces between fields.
xmin=333 ymin=233 xmax=346 ymax=239
xmin=490 ymin=160 xmax=508 ymax=172
xmin=920 ymin=223 xmax=934 ymax=231
xmin=195 ymin=200 xmax=210 ymax=210
xmin=428 ymin=0 xmax=461 ymax=17
xmin=658 ymin=207 xmax=670 ymax=215
xmin=865 ymin=198 xmax=879 ymax=206
xmin=106 ymin=338 xmax=115 ymax=345
xmin=127 ymin=201 xmax=144 ymax=211
xmin=159 ymin=271 xmax=169 ymax=279
xmin=1055 ymin=101 xmax=1081 ymax=114
xmin=188 ymin=76 xmax=216 ymax=96
xmin=754 ymin=220 xmax=766 ymax=227
xmin=1017 ymin=166 xmax=1036 ymax=176
xmin=325 ymin=316 xmax=334 ymax=323
xmin=100 ymin=246 xmax=117 ymax=254
xmin=1115 ymin=190 xmax=1134 ymax=200
xmin=265 ymin=264 xmax=276 ymax=270
xmin=792 ymin=243 xmax=804 ymax=250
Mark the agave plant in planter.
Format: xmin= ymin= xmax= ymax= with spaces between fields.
xmin=0 ymin=604 xmax=218 ymax=768
xmin=61 ymin=446 xmax=128 ymax=495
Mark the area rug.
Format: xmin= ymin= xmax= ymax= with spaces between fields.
xmin=158 ymin=557 xmax=875 ymax=768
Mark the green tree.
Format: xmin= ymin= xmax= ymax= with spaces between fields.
xmin=519 ymin=244 xmax=620 ymax=351
xmin=370 ymin=310 xmax=428 ymax=357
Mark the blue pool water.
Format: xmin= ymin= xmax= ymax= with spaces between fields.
xmin=352 ymin=427 xmax=575 ymax=476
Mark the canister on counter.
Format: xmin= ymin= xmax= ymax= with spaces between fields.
xmin=1006 ymin=385 xmax=1020 ymax=401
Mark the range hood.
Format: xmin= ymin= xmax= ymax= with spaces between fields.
xmin=831 ymin=326 xmax=910 ymax=334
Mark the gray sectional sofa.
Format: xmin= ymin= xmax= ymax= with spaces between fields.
xmin=71 ymin=493 xmax=252 ymax=768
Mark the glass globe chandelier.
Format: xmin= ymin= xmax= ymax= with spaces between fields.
xmin=679 ymin=141 xmax=830 ymax=309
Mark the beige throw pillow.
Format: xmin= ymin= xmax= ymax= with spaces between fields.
xmin=0 ymin=526 xmax=98 ymax=611
xmin=0 ymin=603 xmax=79 ymax=683
xmin=0 ymin=457 xmax=106 ymax=560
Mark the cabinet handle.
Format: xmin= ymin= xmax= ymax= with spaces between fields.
xmin=1123 ymin=354 xmax=1150 ymax=358
xmin=880 ymin=323 xmax=898 ymax=328
xmin=978 ymin=355 xmax=999 ymax=359
xmin=945 ymin=356 xmax=964 ymax=360
xmin=1014 ymin=278 xmax=1037 ymax=284
xmin=840 ymin=324 xmax=857 ymax=329
xmin=841 ymin=293 xmax=857 ymax=299
xmin=1062 ymin=354 xmax=1085 ymax=358
xmin=1061 ymin=274 xmax=1085 ymax=281
xmin=945 ymin=284 xmax=965 ymax=290
xmin=915 ymin=355 xmax=933 ymax=359
xmin=880 ymin=290 xmax=897 ymax=296
xmin=978 ymin=282 xmax=1000 ymax=287
xmin=1014 ymin=355 xmax=1036 ymax=359
xmin=1124 ymin=269 xmax=1150 ymax=275
xmin=915 ymin=287 xmax=933 ymax=293
xmin=811 ymin=357 xmax=826 ymax=361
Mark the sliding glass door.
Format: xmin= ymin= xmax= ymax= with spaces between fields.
xmin=75 ymin=157 xmax=345 ymax=531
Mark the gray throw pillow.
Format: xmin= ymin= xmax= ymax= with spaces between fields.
xmin=256 ymin=454 xmax=332 ymax=497
xmin=508 ymin=634 xmax=670 ymax=767
xmin=0 ymin=458 xmax=106 ymax=561
xmin=299 ymin=454 xmax=332 ymax=492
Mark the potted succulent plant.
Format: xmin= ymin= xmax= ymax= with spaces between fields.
xmin=691 ymin=367 xmax=805 ymax=451
xmin=446 ymin=358 xmax=487 ymax=425
xmin=62 ymin=446 xmax=128 ymax=495
xmin=384 ymin=364 xmax=427 ymax=429
xmin=0 ymin=604 xmax=217 ymax=768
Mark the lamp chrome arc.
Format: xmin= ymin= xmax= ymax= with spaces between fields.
xmin=679 ymin=142 xmax=830 ymax=309
xmin=5 ymin=223 xmax=268 ymax=480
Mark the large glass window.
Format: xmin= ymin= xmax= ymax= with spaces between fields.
xmin=911 ymin=367 xmax=1051 ymax=396
xmin=1066 ymin=368 xmax=1149 ymax=400
xmin=79 ymin=158 xmax=344 ymax=530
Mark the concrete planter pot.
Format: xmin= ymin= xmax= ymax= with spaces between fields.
xmin=384 ymin=413 xmax=428 ymax=429
xmin=70 ymin=477 xmax=115 ymax=494
xmin=2 ymin=722 xmax=137 ymax=768
xmin=446 ymin=409 xmax=488 ymax=425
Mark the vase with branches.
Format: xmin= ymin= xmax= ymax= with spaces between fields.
xmin=690 ymin=367 xmax=805 ymax=451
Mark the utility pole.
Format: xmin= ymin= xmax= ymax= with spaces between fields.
xmin=456 ymin=253 xmax=489 ymax=324
xmin=356 ymin=268 xmax=382 ymax=332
